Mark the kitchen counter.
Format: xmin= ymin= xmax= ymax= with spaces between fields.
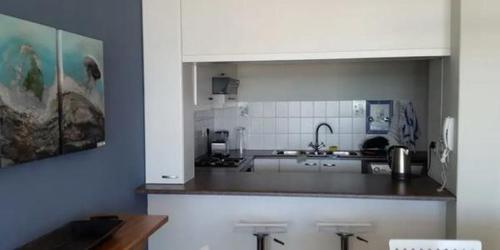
xmin=137 ymin=172 xmax=455 ymax=201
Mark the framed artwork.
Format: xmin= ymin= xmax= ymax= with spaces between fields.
xmin=0 ymin=14 xmax=105 ymax=168
xmin=366 ymin=100 xmax=393 ymax=134
xmin=59 ymin=31 xmax=105 ymax=153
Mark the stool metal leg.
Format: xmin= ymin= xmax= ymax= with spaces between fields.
xmin=336 ymin=233 xmax=353 ymax=250
xmin=254 ymin=234 xmax=268 ymax=250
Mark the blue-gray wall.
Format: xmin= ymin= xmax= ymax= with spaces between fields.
xmin=0 ymin=0 xmax=146 ymax=249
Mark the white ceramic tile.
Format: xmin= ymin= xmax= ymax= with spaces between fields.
xmin=339 ymin=134 xmax=353 ymax=150
xmin=288 ymin=102 xmax=301 ymax=117
xmin=300 ymin=118 xmax=314 ymax=133
xmin=353 ymin=100 xmax=366 ymax=118
xmin=339 ymin=118 xmax=353 ymax=134
xmin=276 ymin=118 xmax=289 ymax=134
xmin=326 ymin=134 xmax=339 ymax=147
xmin=313 ymin=101 xmax=326 ymax=117
xmin=250 ymin=118 xmax=263 ymax=134
xmin=276 ymin=135 xmax=289 ymax=149
xmin=300 ymin=101 xmax=314 ymax=117
xmin=262 ymin=135 xmax=276 ymax=149
xmin=300 ymin=134 xmax=314 ymax=150
xmin=288 ymin=118 xmax=301 ymax=133
xmin=326 ymin=101 xmax=339 ymax=117
xmin=249 ymin=102 xmax=263 ymax=117
xmin=339 ymin=100 xmax=353 ymax=117
xmin=262 ymin=102 xmax=276 ymax=117
xmin=288 ymin=134 xmax=301 ymax=149
xmin=262 ymin=118 xmax=276 ymax=134
xmin=353 ymin=117 xmax=366 ymax=134
xmin=248 ymin=134 xmax=263 ymax=149
xmin=276 ymin=102 xmax=289 ymax=117
xmin=326 ymin=118 xmax=339 ymax=134
xmin=352 ymin=134 xmax=366 ymax=150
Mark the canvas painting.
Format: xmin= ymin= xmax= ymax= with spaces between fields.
xmin=59 ymin=31 xmax=105 ymax=153
xmin=0 ymin=14 xmax=59 ymax=167
xmin=0 ymin=14 xmax=105 ymax=168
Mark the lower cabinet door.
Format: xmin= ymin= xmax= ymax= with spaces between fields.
xmin=253 ymin=159 xmax=280 ymax=172
xmin=279 ymin=159 xmax=320 ymax=172
xmin=320 ymin=160 xmax=361 ymax=173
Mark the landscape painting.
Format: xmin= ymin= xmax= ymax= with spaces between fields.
xmin=0 ymin=14 xmax=105 ymax=168
xmin=59 ymin=31 xmax=105 ymax=153
xmin=0 ymin=14 xmax=59 ymax=167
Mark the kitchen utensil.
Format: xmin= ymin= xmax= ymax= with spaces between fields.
xmin=387 ymin=145 xmax=411 ymax=181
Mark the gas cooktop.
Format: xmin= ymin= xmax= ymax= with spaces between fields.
xmin=195 ymin=156 xmax=246 ymax=168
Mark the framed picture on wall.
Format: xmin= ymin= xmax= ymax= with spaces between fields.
xmin=366 ymin=100 xmax=393 ymax=134
xmin=0 ymin=13 xmax=105 ymax=168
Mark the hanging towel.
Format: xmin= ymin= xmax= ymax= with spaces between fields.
xmin=400 ymin=102 xmax=419 ymax=151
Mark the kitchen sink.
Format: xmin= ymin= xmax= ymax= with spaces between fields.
xmin=272 ymin=150 xmax=358 ymax=158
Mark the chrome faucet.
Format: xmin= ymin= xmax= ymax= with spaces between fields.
xmin=309 ymin=122 xmax=334 ymax=155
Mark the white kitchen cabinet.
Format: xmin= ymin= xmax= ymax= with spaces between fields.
xmin=143 ymin=0 xmax=194 ymax=184
xmin=181 ymin=0 xmax=451 ymax=62
xmin=253 ymin=159 xmax=280 ymax=172
xmin=279 ymin=159 xmax=320 ymax=172
xmin=320 ymin=160 xmax=361 ymax=173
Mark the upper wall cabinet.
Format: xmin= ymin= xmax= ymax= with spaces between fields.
xmin=181 ymin=0 xmax=451 ymax=62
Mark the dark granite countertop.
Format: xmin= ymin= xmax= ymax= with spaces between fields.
xmin=237 ymin=150 xmax=427 ymax=162
xmin=137 ymin=172 xmax=455 ymax=201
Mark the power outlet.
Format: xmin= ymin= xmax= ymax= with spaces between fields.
xmin=353 ymin=100 xmax=366 ymax=117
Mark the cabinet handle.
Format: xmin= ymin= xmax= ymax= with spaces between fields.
xmin=304 ymin=162 xmax=318 ymax=166
xmin=162 ymin=175 xmax=179 ymax=179
xmin=323 ymin=163 xmax=336 ymax=167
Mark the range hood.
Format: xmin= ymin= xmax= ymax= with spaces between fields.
xmin=212 ymin=76 xmax=239 ymax=108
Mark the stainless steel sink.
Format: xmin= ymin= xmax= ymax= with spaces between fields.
xmin=272 ymin=150 xmax=357 ymax=158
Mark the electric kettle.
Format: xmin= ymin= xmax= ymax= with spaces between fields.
xmin=387 ymin=145 xmax=411 ymax=181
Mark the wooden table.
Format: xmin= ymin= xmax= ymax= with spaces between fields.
xmin=96 ymin=214 xmax=168 ymax=250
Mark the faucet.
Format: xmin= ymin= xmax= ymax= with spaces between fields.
xmin=309 ymin=122 xmax=334 ymax=155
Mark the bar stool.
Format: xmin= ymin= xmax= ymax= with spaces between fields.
xmin=234 ymin=221 xmax=288 ymax=250
xmin=317 ymin=221 xmax=372 ymax=250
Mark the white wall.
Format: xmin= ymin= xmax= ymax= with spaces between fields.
xmin=456 ymin=0 xmax=500 ymax=248
xmin=236 ymin=61 xmax=430 ymax=150
xmin=149 ymin=195 xmax=447 ymax=250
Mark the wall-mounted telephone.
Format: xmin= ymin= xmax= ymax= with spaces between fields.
xmin=440 ymin=117 xmax=455 ymax=163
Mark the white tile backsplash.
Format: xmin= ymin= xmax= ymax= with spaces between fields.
xmin=326 ymin=101 xmax=339 ymax=117
xmin=250 ymin=118 xmax=264 ymax=134
xmin=204 ymin=100 xmax=374 ymax=151
xmin=339 ymin=134 xmax=353 ymax=150
xmin=276 ymin=134 xmax=289 ymax=149
xmin=288 ymin=102 xmax=301 ymax=117
xmin=288 ymin=118 xmax=301 ymax=134
xmin=249 ymin=102 xmax=263 ymax=117
xmin=340 ymin=100 xmax=353 ymax=117
xmin=276 ymin=118 xmax=289 ymax=134
xmin=262 ymin=118 xmax=276 ymax=134
xmin=300 ymin=101 xmax=314 ymax=117
xmin=262 ymin=102 xmax=276 ymax=117
xmin=300 ymin=134 xmax=314 ymax=150
xmin=339 ymin=117 xmax=353 ymax=134
xmin=288 ymin=134 xmax=301 ymax=149
xmin=353 ymin=117 xmax=366 ymax=134
xmin=276 ymin=102 xmax=289 ymax=117
xmin=313 ymin=101 xmax=326 ymax=117
xmin=300 ymin=118 xmax=314 ymax=133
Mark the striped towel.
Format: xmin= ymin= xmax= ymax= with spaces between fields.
xmin=400 ymin=102 xmax=419 ymax=151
